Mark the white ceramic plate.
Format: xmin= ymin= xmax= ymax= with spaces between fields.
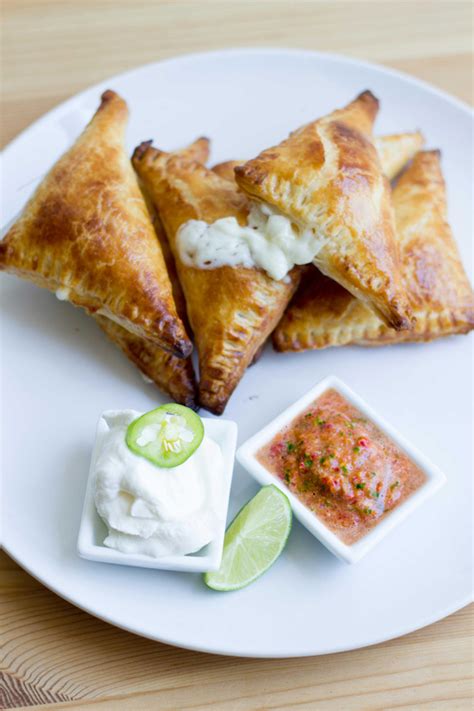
xmin=1 ymin=49 xmax=472 ymax=658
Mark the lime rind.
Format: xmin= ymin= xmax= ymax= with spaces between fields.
xmin=204 ymin=485 xmax=292 ymax=592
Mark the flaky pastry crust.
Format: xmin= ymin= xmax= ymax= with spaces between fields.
xmin=0 ymin=90 xmax=191 ymax=358
xmin=235 ymin=91 xmax=413 ymax=330
xmin=273 ymin=151 xmax=474 ymax=351
xmin=91 ymin=138 xmax=209 ymax=407
xmin=374 ymin=132 xmax=424 ymax=181
xmin=213 ymin=131 xmax=425 ymax=185
xmin=133 ymin=143 xmax=301 ymax=414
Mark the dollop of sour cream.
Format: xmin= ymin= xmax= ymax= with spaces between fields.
xmin=94 ymin=410 xmax=225 ymax=557
xmin=176 ymin=202 xmax=325 ymax=281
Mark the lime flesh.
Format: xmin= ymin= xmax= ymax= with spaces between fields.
xmin=204 ymin=485 xmax=292 ymax=592
xmin=126 ymin=404 xmax=204 ymax=468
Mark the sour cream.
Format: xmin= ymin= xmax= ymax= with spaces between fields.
xmin=176 ymin=202 xmax=325 ymax=281
xmin=94 ymin=410 xmax=225 ymax=557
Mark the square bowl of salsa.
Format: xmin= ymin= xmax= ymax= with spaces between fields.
xmin=237 ymin=376 xmax=446 ymax=563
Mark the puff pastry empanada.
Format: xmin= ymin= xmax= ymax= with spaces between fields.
xmin=234 ymin=91 xmax=413 ymax=330
xmin=138 ymin=136 xmax=210 ymax=335
xmin=273 ymin=151 xmax=474 ymax=351
xmin=91 ymin=138 xmax=209 ymax=408
xmin=0 ymin=90 xmax=191 ymax=358
xmin=132 ymin=143 xmax=301 ymax=414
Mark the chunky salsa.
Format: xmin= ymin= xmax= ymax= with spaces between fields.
xmin=257 ymin=388 xmax=426 ymax=545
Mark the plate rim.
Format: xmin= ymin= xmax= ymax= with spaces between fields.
xmin=2 ymin=541 xmax=472 ymax=657
xmin=1 ymin=46 xmax=473 ymax=657
xmin=1 ymin=46 xmax=472 ymax=164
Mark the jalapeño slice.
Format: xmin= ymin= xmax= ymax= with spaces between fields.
xmin=126 ymin=404 xmax=204 ymax=468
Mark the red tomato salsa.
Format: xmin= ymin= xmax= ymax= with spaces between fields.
xmin=257 ymin=388 xmax=426 ymax=545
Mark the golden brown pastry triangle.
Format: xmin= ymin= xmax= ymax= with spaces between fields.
xmin=0 ymin=90 xmax=192 ymax=358
xmin=235 ymin=91 xmax=413 ymax=330
xmin=137 ymin=136 xmax=210 ymax=335
xmin=132 ymin=142 xmax=301 ymax=414
xmin=91 ymin=138 xmax=210 ymax=407
xmin=273 ymin=151 xmax=474 ymax=351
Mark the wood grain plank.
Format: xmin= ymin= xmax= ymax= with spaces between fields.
xmin=1 ymin=551 xmax=472 ymax=710
xmin=0 ymin=673 xmax=77 ymax=710
xmin=1 ymin=1 xmax=472 ymax=146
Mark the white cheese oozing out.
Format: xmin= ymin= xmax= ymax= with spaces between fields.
xmin=93 ymin=410 xmax=225 ymax=557
xmin=176 ymin=202 xmax=325 ymax=281
xmin=55 ymin=287 xmax=71 ymax=301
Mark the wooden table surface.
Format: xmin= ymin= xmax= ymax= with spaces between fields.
xmin=1 ymin=1 xmax=473 ymax=709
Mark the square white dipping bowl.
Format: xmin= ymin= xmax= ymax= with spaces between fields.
xmin=78 ymin=414 xmax=237 ymax=573
xmin=237 ymin=375 xmax=446 ymax=564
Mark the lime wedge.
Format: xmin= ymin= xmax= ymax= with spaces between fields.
xmin=204 ymin=485 xmax=292 ymax=592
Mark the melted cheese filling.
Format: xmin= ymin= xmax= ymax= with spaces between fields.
xmin=176 ymin=203 xmax=325 ymax=281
